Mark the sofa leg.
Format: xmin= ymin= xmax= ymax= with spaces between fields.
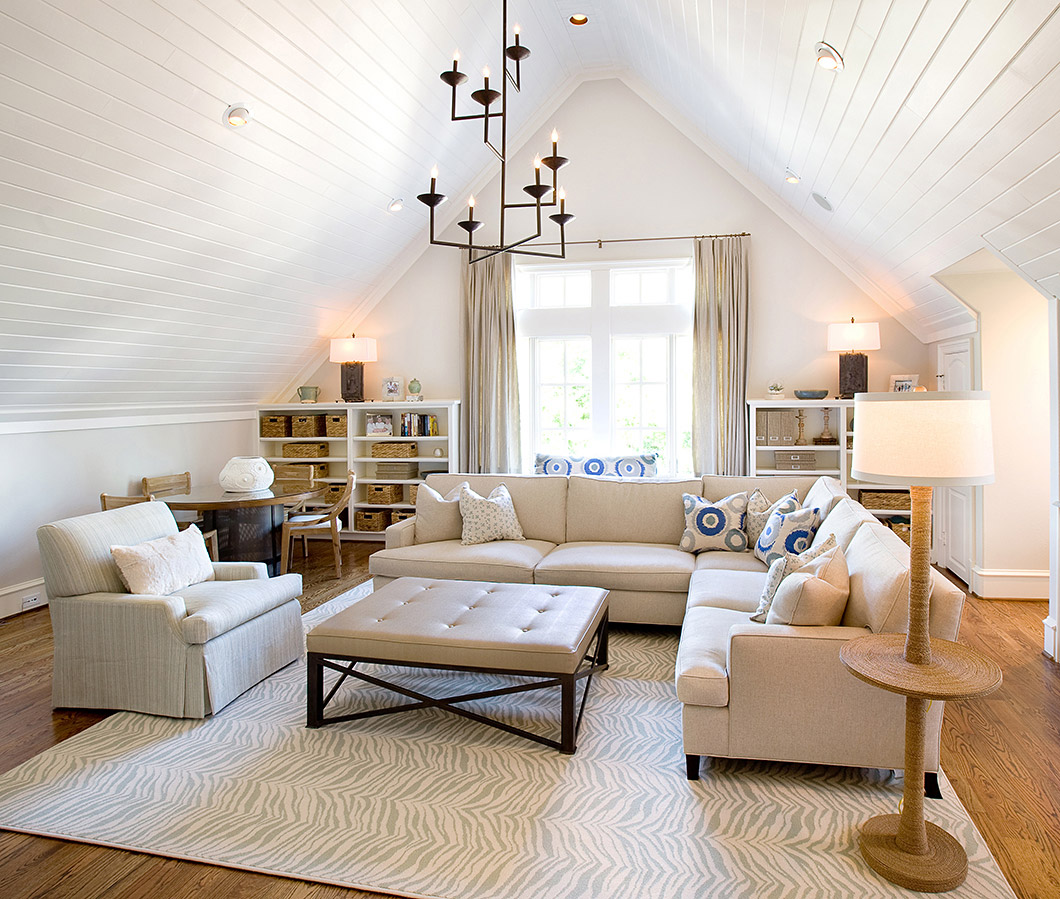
xmin=686 ymin=754 xmax=701 ymax=781
xmin=924 ymin=772 xmax=942 ymax=799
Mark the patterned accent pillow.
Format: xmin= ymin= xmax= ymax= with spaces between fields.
xmin=745 ymin=489 xmax=799 ymax=548
xmin=533 ymin=453 xmax=659 ymax=477
xmin=751 ymin=533 xmax=838 ymax=622
xmin=754 ymin=505 xmax=821 ymax=567
xmin=458 ymin=484 xmax=526 ymax=546
xmin=678 ymin=492 xmax=749 ymax=553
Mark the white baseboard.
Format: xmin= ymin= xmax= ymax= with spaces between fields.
xmin=0 ymin=578 xmax=48 ymax=619
xmin=1044 ymin=616 xmax=1058 ymax=660
xmin=969 ymin=567 xmax=1049 ymax=599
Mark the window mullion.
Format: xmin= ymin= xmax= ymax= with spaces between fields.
xmin=590 ymin=267 xmax=610 ymax=449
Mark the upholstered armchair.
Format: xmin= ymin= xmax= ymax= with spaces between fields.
xmin=37 ymin=502 xmax=305 ymax=718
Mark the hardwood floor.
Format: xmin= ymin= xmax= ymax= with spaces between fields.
xmin=1 ymin=548 xmax=1057 ymax=898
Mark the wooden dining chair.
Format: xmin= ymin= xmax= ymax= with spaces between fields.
xmin=138 ymin=472 xmax=219 ymax=562
xmin=280 ymin=472 xmax=356 ymax=578
xmin=100 ymin=492 xmax=155 ymax=510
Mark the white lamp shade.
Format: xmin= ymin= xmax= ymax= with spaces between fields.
xmin=852 ymin=391 xmax=994 ymax=486
xmin=329 ymin=336 xmax=377 ymax=363
xmin=827 ymin=320 xmax=880 ymax=352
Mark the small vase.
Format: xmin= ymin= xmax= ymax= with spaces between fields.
xmin=219 ymin=456 xmax=275 ymax=492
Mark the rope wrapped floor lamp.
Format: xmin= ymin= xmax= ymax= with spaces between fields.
xmin=840 ymin=391 xmax=1001 ymax=892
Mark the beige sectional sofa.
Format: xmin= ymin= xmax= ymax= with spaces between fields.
xmin=369 ymin=472 xmax=965 ymax=786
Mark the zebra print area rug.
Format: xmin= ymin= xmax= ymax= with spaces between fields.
xmin=0 ymin=584 xmax=1013 ymax=898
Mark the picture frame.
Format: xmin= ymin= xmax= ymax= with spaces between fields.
xmin=365 ymin=414 xmax=393 ymax=436
xmin=382 ymin=377 xmax=401 ymax=399
xmin=889 ymin=374 xmax=919 ymax=393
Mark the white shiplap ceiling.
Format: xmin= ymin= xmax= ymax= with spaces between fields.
xmin=2 ymin=0 xmax=1059 ymax=412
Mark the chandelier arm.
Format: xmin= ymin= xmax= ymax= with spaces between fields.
xmin=452 ymin=112 xmax=503 ymax=123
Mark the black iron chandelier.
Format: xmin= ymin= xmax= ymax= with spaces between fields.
xmin=417 ymin=0 xmax=574 ymax=264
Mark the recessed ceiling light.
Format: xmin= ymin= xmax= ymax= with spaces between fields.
xmin=785 ymin=169 xmax=800 ymax=184
xmin=569 ymin=14 xmax=589 ymax=26
xmin=812 ymin=192 xmax=833 ymax=211
xmin=223 ymin=104 xmax=251 ymax=127
xmin=815 ymin=42 xmax=844 ymax=71
xmin=387 ymin=198 xmax=404 ymax=213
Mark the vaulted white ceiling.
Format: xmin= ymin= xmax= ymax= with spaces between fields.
xmin=2 ymin=0 xmax=1059 ymax=412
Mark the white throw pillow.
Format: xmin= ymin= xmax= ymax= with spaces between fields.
xmin=414 ymin=481 xmax=467 ymax=544
xmin=766 ymin=544 xmax=850 ymax=626
xmin=459 ymin=484 xmax=525 ymax=546
xmin=111 ymin=524 xmax=215 ymax=596
xmin=752 ymin=533 xmax=838 ymax=622
xmin=745 ymin=489 xmax=799 ymax=548
xmin=754 ymin=505 xmax=821 ymax=566
xmin=678 ymin=492 xmax=749 ymax=553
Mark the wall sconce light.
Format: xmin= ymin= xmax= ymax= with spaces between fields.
xmin=827 ymin=318 xmax=880 ymax=398
xmin=329 ymin=334 xmax=378 ymax=403
xmin=223 ymin=104 xmax=251 ymax=127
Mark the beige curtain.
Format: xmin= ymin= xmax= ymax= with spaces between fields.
xmin=692 ymin=235 xmax=749 ymax=475
xmin=461 ymin=252 xmax=521 ymax=472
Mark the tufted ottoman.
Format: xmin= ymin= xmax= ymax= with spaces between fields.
xmin=306 ymin=577 xmax=609 ymax=753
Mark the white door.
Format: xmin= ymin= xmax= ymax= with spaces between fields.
xmin=935 ymin=339 xmax=974 ymax=582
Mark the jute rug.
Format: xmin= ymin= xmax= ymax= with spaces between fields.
xmin=0 ymin=583 xmax=1014 ymax=898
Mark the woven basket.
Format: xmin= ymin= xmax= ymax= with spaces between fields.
xmin=371 ymin=442 xmax=417 ymax=458
xmin=355 ymin=509 xmax=392 ymax=531
xmin=325 ymin=414 xmax=347 ymax=437
xmin=292 ymin=415 xmax=326 ymax=438
xmin=392 ymin=509 xmax=415 ymax=523
xmin=365 ymin=483 xmax=403 ymax=504
xmin=861 ymin=490 xmax=911 ymax=510
xmin=324 ymin=483 xmax=347 ymax=504
xmin=260 ymin=415 xmax=291 ymax=438
xmin=271 ymin=462 xmax=329 ymax=481
xmin=282 ymin=442 xmax=329 ymax=458
xmin=409 ymin=484 xmax=419 ymax=505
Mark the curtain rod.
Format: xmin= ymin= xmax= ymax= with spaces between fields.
xmin=528 ymin=232 xmax=750 ymax=249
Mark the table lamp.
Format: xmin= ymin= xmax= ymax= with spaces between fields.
xmin=329 ymin=334 xmax=377 ymax=403
xmin=841 ymin=391 xmax=1001 ymax=892
xmin=827 ymin=318 xmax=880 ymax=397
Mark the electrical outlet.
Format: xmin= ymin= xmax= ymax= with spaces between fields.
xmin=21 ymin=592 xmax=42 ymax=611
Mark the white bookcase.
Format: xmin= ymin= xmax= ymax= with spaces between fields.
xmin=257 ymin=401 xmax=460 ymax=541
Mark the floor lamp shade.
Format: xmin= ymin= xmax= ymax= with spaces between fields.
xmin=329 ymin=336 xmax=378 ymax=403
xmin=828 ymin=320 xmax=880 ymax=398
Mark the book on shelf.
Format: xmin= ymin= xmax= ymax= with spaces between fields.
xmin=400 ymin=413 xmax=438 ymax=437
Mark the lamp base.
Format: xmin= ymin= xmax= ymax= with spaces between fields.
xmin=858 ymin=814 xmax=967 ymax=893
xmin=340 ymin=362 xmax=365 ymax=403
xmin=838 ymin=352 xmax=868 ymax=399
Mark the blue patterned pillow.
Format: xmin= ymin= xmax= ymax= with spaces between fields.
xmin=754 ymin=506 xmax=821 ymax=566
xmin=534 ymin=453 xmax=659 ymax=477
xmin=679 ymin=492 xmax=749 ymax=553
xmin=746 ymin=489 xmax=799 ymax=547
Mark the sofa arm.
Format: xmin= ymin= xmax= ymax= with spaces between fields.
xmin=385 ymin=517 xmax=416 ymax=549
xmin=211 ymin=561 xmax=269 ymax=581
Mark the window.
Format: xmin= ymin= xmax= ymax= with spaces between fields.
xmin=514 ymin=259 xmax=693 ymax=475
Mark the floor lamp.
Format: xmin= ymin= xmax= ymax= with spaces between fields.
xmin=840 ymin=391 xmax=1002 ymax=892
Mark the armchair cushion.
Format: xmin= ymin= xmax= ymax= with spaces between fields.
xmin=175 ymin=573 xmax=303 ymax=644
xmin=111 ymin=524 xmax=214 ymax=596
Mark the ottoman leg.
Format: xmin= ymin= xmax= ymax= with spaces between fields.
xmin=307 ymin=653 xmax=324 ymax=728
xmin=560 ymin=674 xmax=576 ymax=754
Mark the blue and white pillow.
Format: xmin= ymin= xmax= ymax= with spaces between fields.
xmin=754 ymin=506 xmax=821 ymax=567
xmin=679 ymin=492 xmax=749 ymax=553
xmin=534 ymin=453 xmax=659 ymax=478
xmin=745 ymin=489 xmax=799 ymax=547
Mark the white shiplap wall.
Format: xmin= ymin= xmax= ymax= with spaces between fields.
xmin=3 ymin=0 xmax=1060 ymax=412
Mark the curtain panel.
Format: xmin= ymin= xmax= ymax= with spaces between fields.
xmin=461 ymin=252 xmax=522 ymax=473
xmin=691 ymin=235 xmax=750 ymax=476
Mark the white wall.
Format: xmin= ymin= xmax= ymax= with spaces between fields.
xmin=304 ymin=79 xmax=932 ymax=406
xmin=0 ymin=412 xmax=257 ymax=617
xmin=937 ymin=271 xmax=1050 ymax=598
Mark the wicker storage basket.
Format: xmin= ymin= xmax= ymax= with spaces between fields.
xmin=271 ymin=462 xmax=329 ymax=481
xmin=292 ymin=414 xmax=326 ymax=437
xmin=365 ymin=483 xmax=403 ymax=504
xmin=409 ymin=484 xmax=419 ymax=505
xmin=392 ymin=509 xmax=416 ymax=523
xmin=861 ymin=490 xmax=911 ymax=510
xmin=324 ymin=483 xmax=347 ymax=504
xmin=355 ymin=509 xmax=392 ymax=531
xmin=260 ymin=415 xmax=291 ymax=438
xmin=888 ymin=517 xmax=912 ymax=545
xmin=325 ymin=414 xmax=347 ymax=437
xmin=371 ymin=442 xmax=417 ymax=458
xmin=282 ymin=442 xmax=329 ymax=458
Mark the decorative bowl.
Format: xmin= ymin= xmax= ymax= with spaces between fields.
xmin=219 ymin=456 xmax=275 ymax=492
xmin=793 ymin=389 xmax=829 ymax=400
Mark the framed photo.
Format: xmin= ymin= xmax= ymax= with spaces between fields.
xmin=889 ymin=374 xmax=919 ymax=392
xmin=365 ymin=414 xmax=393 ymax=436
xmin=382 ymin=377 xmax=401 ymax=399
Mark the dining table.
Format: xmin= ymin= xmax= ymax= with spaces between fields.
xmin=161 ymin=480 xmax=326 ymax=576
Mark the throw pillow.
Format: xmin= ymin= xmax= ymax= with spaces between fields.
xmin=751 ymin=533 xmax=838 ymax=622
xmin=678 ymin=492 xmax=749 ymax=553
xmin=459 ymin=483 xmax=526 ymax=546
xmin=414 ymin=481 xmax=467 ymax=544
xmin=745 ymin=489 xmax=799 ymax=548
xmin=766 ymin=545 xmax=850 ymax=626
xmin=111 ymin=524 xmax=214 ymax=596
xmin=754 ymin=505 xmax=821 ymax=567
xmin=534 ymin=453 xmax=659 ymax=477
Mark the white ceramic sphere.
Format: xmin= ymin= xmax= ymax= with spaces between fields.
xmin=219 ymin=456 xmax=275 ymax=492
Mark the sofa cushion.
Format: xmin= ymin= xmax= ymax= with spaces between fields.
xmin=459 ymin=484 xmax=525 ymax=546
xmin=766 ymin=545 xmax=850 ymax=626
xmin=176 ymin=573 xmax=303 ymax=644
xmin=686 ymin=569 xmax=768 ymax=614
xmin=802 ymin=476 xmax=847 ymax=518
xmin=425 ymin=474 xmax=567 ymax=545
xmin=746 ymin=489 xmax=799 ymax=548
xmin=694 ymin=551 xmax=768 ymax=573
xmin=752 ymin=534 xmax=838 ymax=622
xmin=535 ymin=542 xmax=695 ymax=593
xmin=754 ymin=506 xmax=820 ymax=566
xmin=679 ymin=492 xmax=749 ymax=553
xmin=566 ymin=476 xmax=700 ymax=545
xmin=841 ymin=523 xmax=911 ymax=633
xmin=414 ymin=481 xmax=466 ymax=544
xmin=811 ymin=497 xmax=875 ymax=551
xmin=369 ymin=539 xmax=556 ymax=585
xmin=676 ymin=606 xmax=753 ymax=707
xmin=701 ymin=476 xmax=816 ymax=507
